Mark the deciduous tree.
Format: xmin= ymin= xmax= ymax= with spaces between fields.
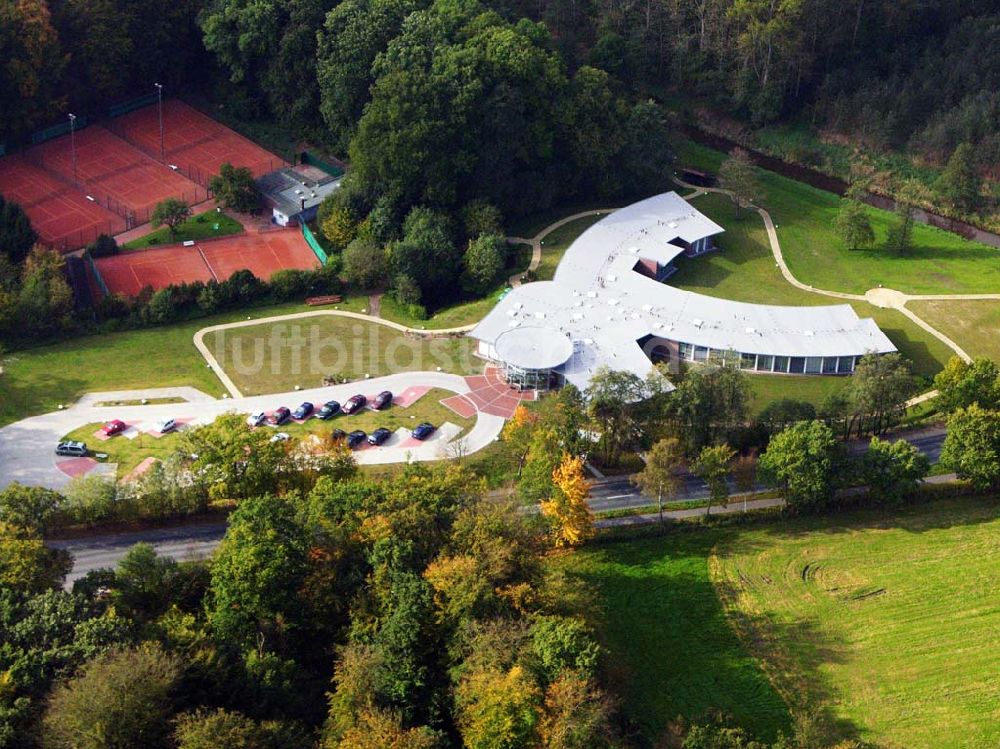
xmin=759 ymin=421 xmax=839 ymax=512
xmin=151 ymin=198 xmax=191 ymax=239
xmin=692 ymin=444 xmax=735 ymax=516
xmin=455 ymin=665 xmax=541 ymax=749
xmin=209 ymin=162 xmax=259 ymax=213
xmin=633 ymin=437 xmax=685 ymax=523
xmin=41 ymin=643 xmax=181 ymax=749
xmin=933 ymin=356 xmax=1000 ymax=413
xmin=935 ymin=142 xmax=981 ymax=214
xmin=861 ymin=437 xmax=929 ymax=505
xmin=718 ymin=148 xmax=764 ymax=218
xmin=463 ymin=234 xmax=506 ymax=295
xmin=208 ymin=494 xmax=309 ymax=649
xmin=834 ymin=199 xmax=875 ymax=249
xmin=940 ymin=404 xmax=1000 ymax=490
xmin=541 ymin=454 xmax=594 ymax=547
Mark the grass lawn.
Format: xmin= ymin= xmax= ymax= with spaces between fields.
xmin=122 ymin=211 xmax=243 ymax=249
xmin=907 ymin=299 xmax=1000 ymax=362
xmin=551 ymin=533 xmax=792 ymax=742
xmin=507 ymin=200 xmax=620 ymax=239
xmin=748 ymin=374 xmax=849 ymax=414
xmin=203 ymin=316 xmax=478 ymax=395
xmin=711 ymin=496 xmax=1000 ymax=749
xmin=535 ymin=213 xmax=609 ymax=281
xmin=61 ymin=424 xmax=184 ymax=478
xmin=676 ymin=141 xmax=1000 ymax=296
xmin=671 ymin=193 xmax=953 ymax=380
xmin=0 ymin=299 xmax=370 ymax=429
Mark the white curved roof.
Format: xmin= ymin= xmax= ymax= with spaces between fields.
xmin=472 ymin=192 xmax=896 ymax=389
xmin=494 ymin=326 xmax=574 ymax=370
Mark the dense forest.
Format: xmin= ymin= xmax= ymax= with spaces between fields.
xmin=5 ymin=0 xmax=1000 ymax=166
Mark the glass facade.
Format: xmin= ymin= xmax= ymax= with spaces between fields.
xmin=501 ymin=362 xmax=558 ymax=390
xmin=667 ymin=339 xmax=864 ymax=376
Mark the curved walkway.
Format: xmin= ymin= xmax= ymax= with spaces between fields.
xmin=194 ymin=309 xmax=478 ymax=398
xmin=675 ymin=177 xmax=1000 ymax=364
xmin=506 ymin=208 xmax=618 ymax=288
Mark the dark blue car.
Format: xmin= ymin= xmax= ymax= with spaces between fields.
xmin=411 ymin=422 xmax=435 ymax=440
xmin=316 ymin=400 xmax=341 ymax=419
xmin=292 ymin=402 xmax=314 ymax=420
xmin=347 ymin=430 xmax=367 ymax=449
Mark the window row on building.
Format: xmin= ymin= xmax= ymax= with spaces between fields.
xmin=675 ymin=342 xmax=859 ymax=375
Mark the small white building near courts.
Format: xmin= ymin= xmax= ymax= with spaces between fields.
xmin=470 ymin=191 xmax=897 ymax=391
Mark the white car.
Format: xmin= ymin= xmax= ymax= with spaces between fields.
xmin=155 ymin=418 xmax=177 ymax=434
xmin=270 ymin=432 xmax=290 ymax=443
xmin=247 ymin=411 xmax=266 ymax=427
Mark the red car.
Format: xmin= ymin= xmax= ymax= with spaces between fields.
xmin=102 ymin=419 xmax=127 ymax=436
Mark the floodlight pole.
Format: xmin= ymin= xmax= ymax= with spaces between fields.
xmin=154 ymin=82 xmax=164 ymax=162
xmin=68 ymin=113 xmax=78 ymax=185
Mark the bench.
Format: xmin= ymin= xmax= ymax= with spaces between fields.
xmin=305 ymin=294 xmax=344 ymax=306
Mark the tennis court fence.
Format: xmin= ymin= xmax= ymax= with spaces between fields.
xmin=55 ymin=220 xmax=127 ymax=254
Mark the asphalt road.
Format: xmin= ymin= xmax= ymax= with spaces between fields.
xmin=49 ymin=521 xmax=228 ymax=587
xmin=49 ymin=426 xmax=947 ymax=586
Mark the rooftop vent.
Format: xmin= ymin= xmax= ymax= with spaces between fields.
xmin=745 ymin=327 xmax=756 ymax=334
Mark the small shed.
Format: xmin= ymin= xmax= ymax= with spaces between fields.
xmin=256 ymin=164 xmax=342 ymax=227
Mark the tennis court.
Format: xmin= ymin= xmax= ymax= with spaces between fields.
xmin=30 ymin=126 xmax=207 ymax=224
xmin=111 ymin=100 xmax=284 ymax=185
xmin=94 ymin=229 xmax=319 ymax=297
xmin=0 ymin=154 xmax=125 ymax=249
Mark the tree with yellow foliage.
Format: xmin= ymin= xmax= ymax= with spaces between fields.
xmin=455 ymin=665 xmax=541 ymax=749
xmin=502 ymin=405 xmax=539 ymax=478
xmin=541 ymin=454 xmax=594 ymax=547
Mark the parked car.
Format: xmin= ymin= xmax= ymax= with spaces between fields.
xmin=316 ymin=400 xmax=341 ymax=420
xmin=155 ymin=418 xmax=176 ymax=434
xmin=55 ymin=441 xmax=88 ymax=457
xmin=102 ymin=419 xmax=127 ymax=436
xmin=330 ymin=428 xmax=347 ymax=443
xmin=346 ymin=430 xmax=367 ymax=449
xmin=371 ymin=391 xmax=393 ymax=410
xmin=412 ymin=422 xmax=436 ymax=440
xmin=269 ymin=407 xmax=291 ymax=425
xmin=292 ymin=402 xmax=314 ymax=420
xmin=247 ymin=411 xmax=267 ymax=427
xmin=270 ymin=432 xmax=290 ymax=443
xmin=342 ymin=394 xmax=367 ymax=414
xmin=368 ymin=427 xmax=392 ymax=446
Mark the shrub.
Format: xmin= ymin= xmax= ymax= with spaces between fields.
xmin=342 ymin=238 xmax=388 ymax=289
xmin=270 ymin=269 xmax=313 ymax=301
xmin=85 ymin=234 xmax=118 ymax=258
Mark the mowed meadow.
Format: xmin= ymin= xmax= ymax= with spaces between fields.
xmin=557 ymin=496 xmax=1000 ymax=748
xmin=714 ymin=497 xmax=1000 ymax=748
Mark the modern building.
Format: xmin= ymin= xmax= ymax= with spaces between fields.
xmin=256 ymin=163 xmax=342 ymax=227
xmin=470 ymin=192 xmax=897 ymax=391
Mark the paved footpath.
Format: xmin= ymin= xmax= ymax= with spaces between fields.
xmin=0 ymin=372 xmax=506 ymax=491
xmin=675 ymin=176 xmax=1000 ymax=364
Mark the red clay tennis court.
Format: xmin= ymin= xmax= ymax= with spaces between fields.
xmin=0 ymin=154 xmax=125 ymax=249
xmin=30 ymin=126 xmax=207 ymax=224
xmin=93 ymin=229 xmax=319 ymax=297
xmin=112 ymin=100 xmax=284 ymax=184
